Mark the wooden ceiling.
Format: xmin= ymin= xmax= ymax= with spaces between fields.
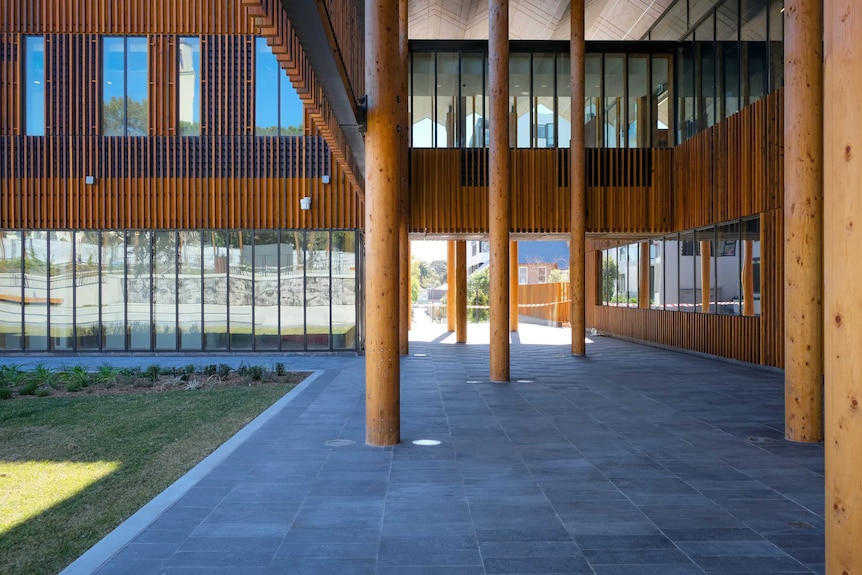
xmin=408 ymin=0 xmax=675 ymax=40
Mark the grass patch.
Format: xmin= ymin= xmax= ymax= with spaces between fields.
xmin=0 ymin=382 xmax=299 ymax=575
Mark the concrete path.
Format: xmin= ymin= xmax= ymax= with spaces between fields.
xmin=57 ymin=322 xmax=823 ymax=574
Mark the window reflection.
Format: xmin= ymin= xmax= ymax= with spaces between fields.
xmin=410 ymin=53 xmax=436 ymax=147
xmin=436 ymin=53 xmax=458 ymax=147
xmin=102 ymin=37 xmax=148 ymax=136
xmin=25 ymin=36 xmax=45 ymax=136
xmin=0 ymin=231 xmax=23 ymax=350
xmin=202 ymin=231 xmax=228 ymax=350
xmin=126 ymin=231 xmax=152 ymax=349
xmin=253 ymin=231 xmax=280 ymax=350
xmin=178 ymin=37 xmax=201 ymax=135
xmin=255 ymin=38 xmax=303 ymax=136
xmin=178 ymin=231 xmax=203 ymax=350
xmin=23 ymin=231 xmax=48 ymax=350
xmin=461 ymin=53 xmax=486 ymax=148
xmin=510 ymin=53 xmax=531 ymax=148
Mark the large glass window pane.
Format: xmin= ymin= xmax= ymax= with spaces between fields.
xmin=627 ymin=55 xmax=648 ymax=147
xmin=695 ymin=15 xmax=716 ymax=130
xmin=0 ymin=231 xmax=23 ymax=350
xmin=280 ymin=231 xmax=304 ymax=350
xmin=102 ymin=37 xmax=127 ymax=136
xmin=627 ymin=243 xmax=639 ymax=307
xmin=280 ymin=73 xmax=303 ymax=136
xmin=50 ymin=232 xmax=75 ymax=350
xmin=436 ymin=53 xmax=458 ymax=147
xmin=663 ymin=234 xmax=681 ymax=311
xmin=178 ymin=37 xmax=201 ymax=135
xmin=533 ymin=53 xmax=555 ymax=148
xmin=203 ymin=231 xmax=228 ymax=350
xmin=768 ymin=0 xmax=784 ymax=90
xmin=678 ymin=231 xmax=696 ymax=312
xmin=126 ymin=38 xmax=149 ymax=136
xmin=604 ymin=55 xmax=625 ymax=148
xmin=696 ymin=228 xmax=715 ymax=313
xmin=255 ymin=38 xmax=279 ymax=135
xmin=585 ymin=53 xmax=602 ymax=148
xmin=25 ymin=36 xmax=45 ymax=136
xmin=228 ymin=231 xmax=253 ymax=350
xmin=411 ymin=53 xmax=435 ymax=147
xmin=615 ymin=245 xmax=627 ymax=305
xmin=716 ymin=222 xmax=741 ymax=315
xmin=741 ymin=0 xmax=769 ymax=106
xmin=127 ymin=231 xmax=152 ymax=350
xmin=649 ymin=239 xmax=664 ymax=310
xmin=101 ymin=231 xmax=126 ymax=350
xmin=253 ymin=231 xmax=280 ymax=350
xmin=556 ymin=54 xmax=571 ymax=148
xmin=332 ymin=231 xmax=357 ymax=350
xmin=461 ymin=53 xmax=486 ymax=148
xmin=75 ymin=232 xmax=101 ymax=350
xmin=306 ymin=231 xmax=331 ymax=350
xmin=153 ymin=231 xmax=177 ymax=350
xmin=677 ymin=40 xmax=695 ymax=142
xmin=510 ymin=53 xmax=531 ymax=148
xmin=717 ymin=0 xmax=740 ymax=119
xmin=652 ymin=55 xmax=671 ymax=147
xmin=23 ymin=231 xmax=48 ymax=350
xmin=178 ymin=231 xmax=203 ymax=350
xmin=601 ymin=249 xmax=615 ymax=305
xmin=742 ymin=218 xmax=761 ymax=316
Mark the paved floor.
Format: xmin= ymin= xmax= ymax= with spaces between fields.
xmin=58 ymin=322 xmax=824 ymax=575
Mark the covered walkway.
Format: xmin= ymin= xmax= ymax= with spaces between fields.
xmin=63 ymin=324 xmax=824 ymax=574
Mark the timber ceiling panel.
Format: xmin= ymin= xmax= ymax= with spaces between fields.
xmin=408 ymin=0 xmax=675 ymax=40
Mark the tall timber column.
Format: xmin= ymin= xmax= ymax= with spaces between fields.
xmin=639 ymin=241 xmax=650 ymax=309
xmin=785 ymin=0 xmax=823 ymax=443
xmin=510 ymin=241 xmax=519 ymax=331
xmin=447 ymin=241 xmax=456 ymax=332
xmin=365 ymin=0 xmax=401 ymax=446
xmin=398 ymin=0 xmax=410 ymax=356
xmin=570 ymin=0 xmax=586 ymax=356
xmin=488 ymin=0 xmax=510 ymax=381
xmin=825 ymin=0 xmax=862 ymax=570
xmin=456 ymin=240 xmax=468 ymax=343
xmin=742 ymin=240 xmax=755 ymax=316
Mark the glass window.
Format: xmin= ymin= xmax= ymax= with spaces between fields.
xmin=663 ymin=234 xmax=680 ymax=310
xmin=153 ymin=231 xmax=177 ymax=350
xmin=717 ymin=0 xmax=740 ymax=119
xmin=695 ymin=15 xmax=717 ymax=130
xmin=627 ymin=55 xmax=648 ymax=147
xmin=652 ymin=55 xmax=671 ymax=148
xmin=677 ymin=40 xmax=695 ymax=142
xmin=306 ymin=231 xmax=331 ymax=350
xmin=519 ymin=266 xmax=527 ymax=285
xmin=742 ymin=217 xmax=761 ymax=316
xmin=23 ymin=231 xmax=49 ymax=350
xmin=695 ymin=228 xmax=715 ymax=313
xmin=510 ymin=53 xmax=531 ymax=148
xmin=716 ymin=222 xmax=741 ymax=315
xmin=532 ymin=53 xmax=555 ymax=148
xmin=0 ymin=231 xmax=23 ymax=350
xmin=281 ymin=231 xmax=304 ymax=350
xmin=49 ymin=232 xmax=75 ymax=350
xmin=202 ymin=231 xmax=228 ymax=350
xmin=228 ymin=231 xmax=253 ymax=350
xmin=768 ymin=0 xmax=784 ymax=90
xmin=461 ymin=53 xmax=486 ymax=148
xmin=127 ymin=231 xmax=152 ymax=349
xmin=678 ymin=231 xmax=696 ymax=312
xmin=436 ymin=52 xmax=458 ymax=147
xmin=178 ymin=231 xmax=203 ymax=350
xmin=24 ymin=36 xmax=45 ymax=136
xmin=178 ymin=37 xmax=201 ymax=135
xmin=76 ymin=232 xmax=101 ymax=350
xmin=603 ymin=54 xmax=625 ymax=148
xmin=253 ymin=231 xmax=280 ymax=349
xmin=585 ymin=53 xmax=602 ymax=148
xmin=103 ymin=37 xmax=149 ymax=136
xmin=332 ymin=231 xmax=357 ymax=350
xmin=101 ymin=231 xmax=126 ymax=350
xmin=649 ymin=239 xmax=664 ymax=310
xmin=410 ymin=53 xmax=435 ymax=147
xmin=741 ymin=0 xmax=769 ymax=106
xmin=255 ymin=38 xmax=303 ymax=136
xmin=556 ymin=54 xmax=571 ymax=148
xmin=537 ymin=266 xmax=548 ymax=284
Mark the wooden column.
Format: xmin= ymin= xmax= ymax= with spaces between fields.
xmin=446 ymin=240 xmax=458 ymax=331
xmin=742 ymin=240 xmax=755 ymax=316
xmin=489 ymin=0 xmax=510 ymax=382
xmin=570 ymin=0 xmax=586 ymax=356
xmin=700 ymin=240 xmax=711 ymax=313
xmin=785 ymin=0 xmax=823 ymax=443
xmin=365 ymin=0 xmax=400 ymax=446
xmin=639 ymin=241 xmax=650 ymax=309
xmin=398 ymin=0 xmax=410 ymax=356
xmin=510 ymin=240 xmax=519 ymax=331
xmin=407 ymin=241 xmax=412 ymax=330
xmin=456 ymin=240 xmax=467 ymax=343
xmin=825 ymin=0 xmax=862 ymax=571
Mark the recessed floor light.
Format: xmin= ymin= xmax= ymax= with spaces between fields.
xmin=325 ymin=439 xmax=355 ymax=447
xmin=412 ymin=439 xmax=441 ymax=446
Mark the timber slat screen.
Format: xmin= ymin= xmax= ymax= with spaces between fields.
xmin=0 ymin=0 xmax=364 ymax=230
xmin=518 ymin=282 xmax=570 ymax=326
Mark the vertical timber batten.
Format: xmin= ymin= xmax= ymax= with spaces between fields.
xmin=447 ymin=241 xmax=456 ymax=332
xmin=456 ymin=240 xmax=467 ymax=343
xmin=365 ymin=0 xmax=400 ymax=446
xmin=510 ymin=240 xmax=519 ymax=332
xmin=784 ymin=0 xmax=823 ymax=443
xmin=570 ymin=0 xmax=586 ymax=356
xmin=824 ymin=0 xmax=862 ymax=570
xmin=488 ymin=0 xmax=510 ymax=381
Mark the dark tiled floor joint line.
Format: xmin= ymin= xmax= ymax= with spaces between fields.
xmin=61 ymin=326 xmax=824 ymax=575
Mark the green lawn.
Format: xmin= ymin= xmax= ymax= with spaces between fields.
xmin=0 ymin=384 xmax=296 ymax=575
